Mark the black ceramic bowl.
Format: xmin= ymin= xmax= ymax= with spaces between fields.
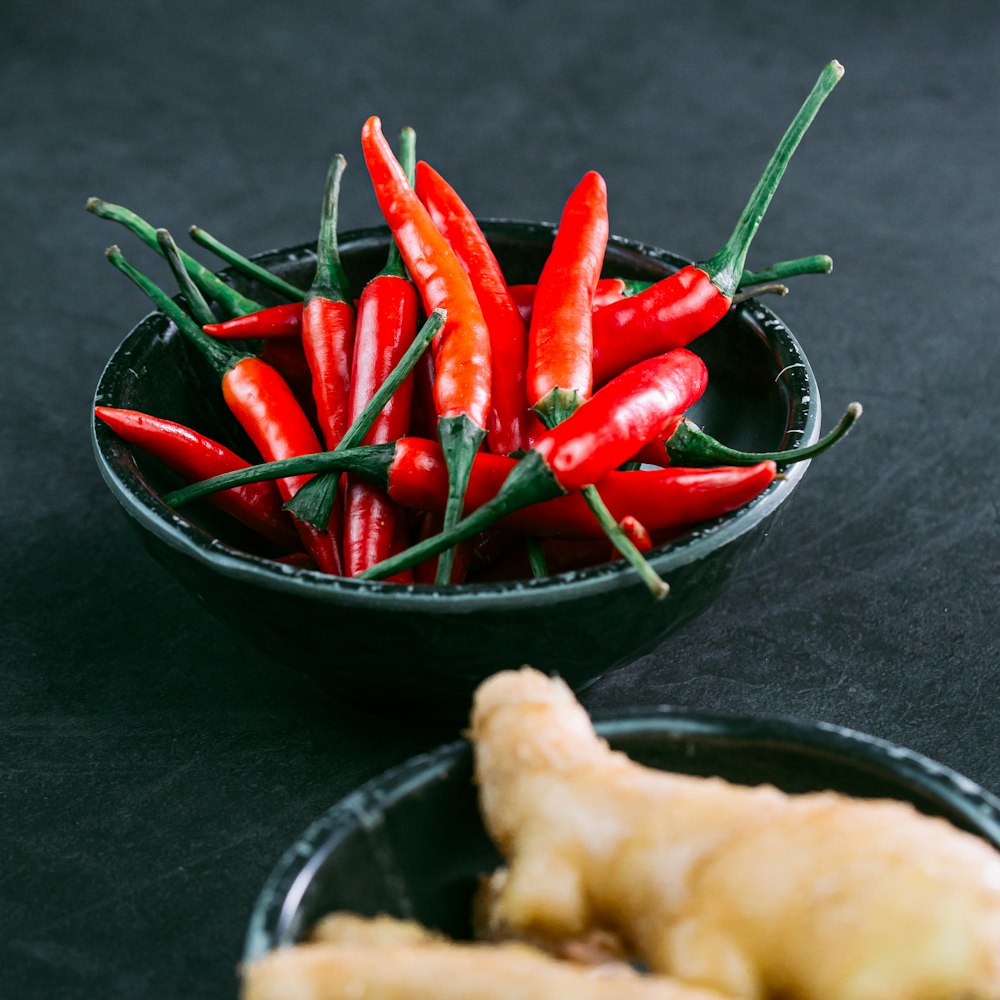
xmin=93 ymin=222 xmax=819 ymax=715
xmin=243 ymin=710 xmax=1000 ymax=960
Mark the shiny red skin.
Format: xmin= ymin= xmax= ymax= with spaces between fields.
xmin=94 ymin=406 xmax=299 ymax=550
xmin=343 ymin=273 xmax=420 ymax=580
xmin=384 ymin=437 xmax=775 ymax=539
xmin=527 ymin=170 xmax=608 ymax=406
xmin=415 ymin=159 xmax=531 ymax=456
xmin=301 ymin=296 xmax=356 ymax=451
xmin=203 ymin=302 xmax=303 ymax=339
xmin=533 ymin=349 xmax=708 ymax=492
xmin=222 ymin=357 xmax=342 ymax=574
xmin=360 ymin=116 xmax=491 ymax=428
xmin=591 ymin=265 xmax=730 ymax=387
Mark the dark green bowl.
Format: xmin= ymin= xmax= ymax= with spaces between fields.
xmin=242 ymin=710 xmax=1000 ymax=959
xmin=92 ymin=222 xmax=819 ymax=716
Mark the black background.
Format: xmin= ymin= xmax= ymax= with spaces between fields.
xmin=3 ymin=1 xmax=999 ymax=997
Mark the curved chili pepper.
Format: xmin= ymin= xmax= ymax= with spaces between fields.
xmin=203 ymin=302 xmax=304 ymax=339
xmin=415 ymin=158 xmax=532 ymax=455
xmin=104 ymin=245 xmax=342 ymax=575
xmin=344 ymin=130 xmax=421 ymax=580
xmin=221 ymin=357 xmax=342 ymax=572
xmin=361 ymin=115 xmax=492 ymax=584
xmin=165 ymin=394 xmax=855 ymax=521
xmin=94 ymin=406 xmax=299 ymax=550
xmin=354 ymin=348 xmax=708 ymax=585
xmin=527 ymin=170 xmax=609 ymax=426
xmin=507 ymin=255 xmax=832 ymax=325
xmin=166 ymin=433 xmax=777 ymax=542
xmin=591 ymin=61 xmax=843 ymax=387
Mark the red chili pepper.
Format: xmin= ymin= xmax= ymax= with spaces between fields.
xmin=360 ymin=117 xmax=491 ymax=430
xmin=203 ymin=302 xmax=304 ymax=339
xmin=415 ymin=159 xmax=532 ymax=455
xmin=343 ymin=132 xmax=421 ymax=579
xmin=354 ymin=348 xmax=707 ymax=581
xmin=591 ymin=61 xmax=843 ymax=386
xmin=302 ymin=155 xmax=356 ymax=450
xmin=166 ymin=396 xmax=859 ymax=525
xmin=361 ymin=116 xmax=492 ymax=584
xmin=527 ymin=170 xmax=609 ymax=427
xmin=258 ymin=337 xmax=318 ymax=425
xmin=219 ymin=357 xmax=341 ymax=573
xmin=380 ymin=437 xmax=775 ymax=539
xmin=94 ymin=406 xmax=299 ymax=550
xmin=105 ymin=246 xmax=343 ymax=575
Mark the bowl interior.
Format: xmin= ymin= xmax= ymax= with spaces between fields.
xmin=243 ymin=711 xmax=1000 ymax=961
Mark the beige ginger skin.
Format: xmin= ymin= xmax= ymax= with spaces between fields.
xmin=242 ymin=913 xmax=728 ymax=1000
xmin=470 ymin=668 xmax=1000 ymax=1000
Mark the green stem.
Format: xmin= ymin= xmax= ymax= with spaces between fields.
xmin=163 ymin=444 xmax=397 ymax=508
xmin=533 ymin=387 xmax=585 ymax=431
xmin=309 ymin=154 xmax=351 ymax=303
xmin=189 ymin=226 xmax=306 ymax=301
xmin=104 ymin=245 xmax=248 ymax=378
xmin=86 ymin=197 xmax=263 ymax=316
xmin=731 ymin=282 xmax=788 ymax=304
xmin=527 ymin=538 xmax=549 ymax=578
xmin=157 ymin=228 xmax=216 ymax=327
xmin=741 ymin=254 xmax=832 ymax=287
xmin=359 ymin=451 xmax=563 ymax=582
xmin=281 ymin=309 xmax=446 ymax=527
xmin=618 ymin=254 xmax=833 ymax=300
xmin=379 ymin=127 xmax=415 ymax=280
xmin=435 ymin=414 xmax=487 ymax=584
xmin=580 ymin=486 xmax=669 ymax=599
xmin=700 ymin=60 xmax=844 ymax=299
xmin=666 ymin=402 xmax=862 ymax=467
xmin=534 ymin=390 xmax=663 ymax=592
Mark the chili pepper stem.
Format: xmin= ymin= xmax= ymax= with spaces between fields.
xmin=533 ymin=387 xmax=586 ymax=431
xmin=163 ymin=444 xmax=396 ymax=508
xmin=189 ymin=226 xmax=306 ymax=301
xmin=580 ymin=485 xmax=668 ymax=599
xmin=668 ymin=401 xmax=862 ymax=467
xmin=527 ymin=538 xmax=549 ymax=578
xmin=87 ymin=197 xmax=263 ymax=316
xmin=104 ymin=245 xmax=248 ymax=378
xmin=435 ymin=414 xmax=487 ymax=584
xmin=701 ymin=60 xmax=844 ymax=298
xmin=731 ymin=283 xmax=789 ymax=304
xmin=157 ymin=228 xmax=217 ymax=327
xmin=740 ymin=254 xmax=832 ymax=287
xmin=309 ymin=154 xmax=352 ymax=303
xmin=359 ymin=450 xmax=563 ymax=582
xmin=283 ymin=309 xmax=446 ymax=527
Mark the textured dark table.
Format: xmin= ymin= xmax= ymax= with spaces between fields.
xmin=3 ymin=1 xmax=999 ymax=996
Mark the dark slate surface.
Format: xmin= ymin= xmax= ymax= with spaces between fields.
xmin=3 ymin=1 xmax=998 ymax=996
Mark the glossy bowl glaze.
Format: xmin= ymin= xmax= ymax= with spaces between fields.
xmin=243 ymin=710 xmax=1000 ymax=959
xmin=93 ymin=222 xmax=820 ymax=715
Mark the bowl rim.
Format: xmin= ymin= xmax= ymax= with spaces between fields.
xmin=92 ymin=220 xmax=820 ymax=610
xmin=242 ymin=706 xmax=1000 ymax=963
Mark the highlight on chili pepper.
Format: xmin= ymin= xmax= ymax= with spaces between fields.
xmin=91 ymin=59 xmax=858 ymax=598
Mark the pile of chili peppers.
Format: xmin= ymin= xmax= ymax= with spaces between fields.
xmin=91 ymin=60 xmax=859 ymax=599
